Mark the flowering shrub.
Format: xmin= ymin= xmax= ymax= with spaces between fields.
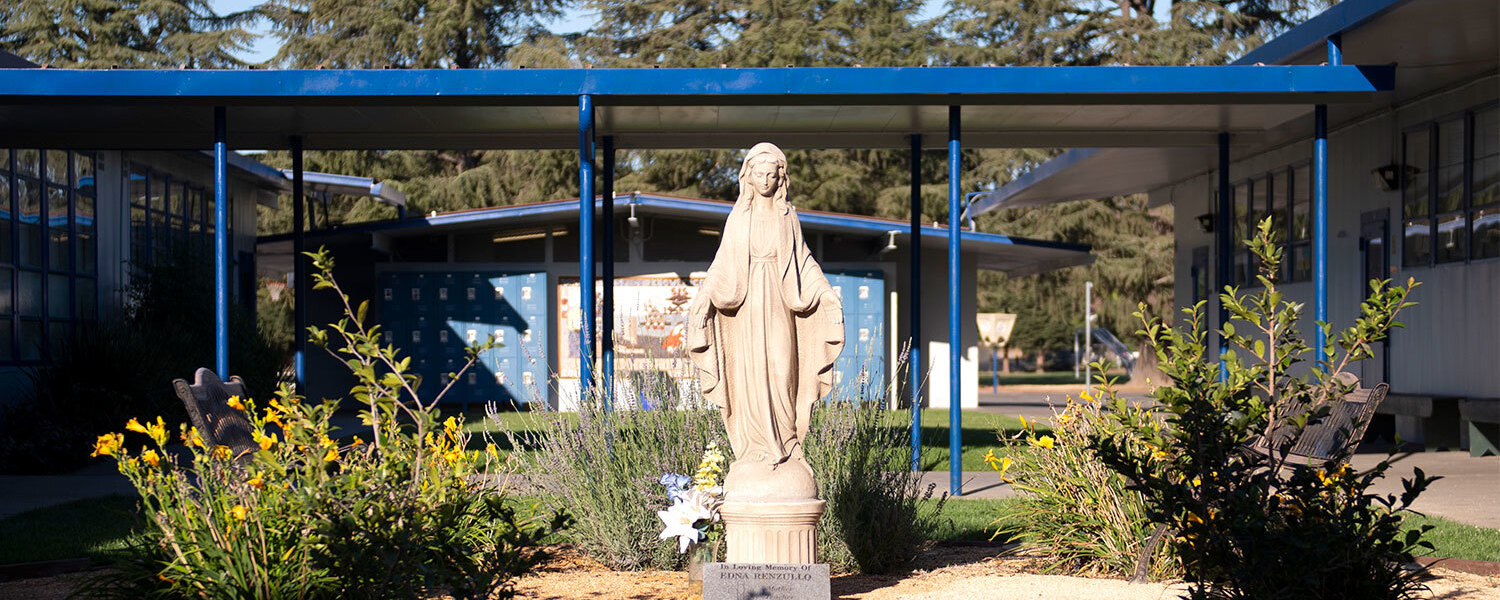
xmin=85 ymin=247 xmax=564 ymax=599
xmin=1090 ymin=219 xmax=1434 ymax=599
xmin=986 ymin=382 xmax=1180 ymax=580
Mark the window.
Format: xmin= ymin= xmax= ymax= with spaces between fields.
xmin=1 ymin=149 xmax=99 ymax=364
xmin=1232 ymin=181 xmax=1250 ymax=286
xmin=1473 ymin=106 xmax=1499 ymax=260
xmin=1403 ymin=103 xmax=1499 ymax=267
xmin=1288 ymin=165 xmax=1312 ymax=282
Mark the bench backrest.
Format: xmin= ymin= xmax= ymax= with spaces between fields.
xmin=1277 ymin=380 xmax=1390 ymax=464
xmin=172 ymin=368 xmax=258 ymax=462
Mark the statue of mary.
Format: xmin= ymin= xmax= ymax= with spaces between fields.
xmin=687 ymin=142 xmax=844 ymax=502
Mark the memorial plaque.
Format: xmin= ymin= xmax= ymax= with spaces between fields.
xmin=703 ymin=562 xmax=830 ymax=600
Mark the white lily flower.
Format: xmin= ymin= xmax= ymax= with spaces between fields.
xmin=657 ymin=503 xmax=707 ymax=553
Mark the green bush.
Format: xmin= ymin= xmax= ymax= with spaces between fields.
xmin=82 ymin=248 xmax=564 ymax=599
xmin=987 ymin=382 xmax=1180 ymax=580
xmin=509 ymin=347 xmax=944 ymax=574
xmin=1090 ymin=218 xmax=1434 ymax=600
xmin=0 ymin=247 xmax=285 ymax=474
xmin=805 ymin=354 xmax=947 ymax=574
xmin=502 ymin=383 xmax=729 ymax=571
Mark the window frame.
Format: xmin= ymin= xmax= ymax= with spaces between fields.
xmin=1400 ymin=102 xmax=1500 ymax=269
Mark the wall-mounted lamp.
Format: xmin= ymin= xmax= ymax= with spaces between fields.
xmin=1196 ymin=213 xmax=1214 ymax=233
xmin=626 ymin=202 xmax=639 ymax=228
xmin=1371 ymin=164 xmax=1417 ymax=192
xmin=876 ymin=230 xmax=899 ymax=256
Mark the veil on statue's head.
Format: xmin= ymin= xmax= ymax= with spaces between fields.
xmin=735 ymin=142 xmax=790 ymax=214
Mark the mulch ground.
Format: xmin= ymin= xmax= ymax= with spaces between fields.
xmin=2 ymin=544 xmax=1496 ymax=599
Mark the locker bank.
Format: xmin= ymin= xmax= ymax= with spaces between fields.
xmin=257 ymin=192 xmax=1091 ymax=412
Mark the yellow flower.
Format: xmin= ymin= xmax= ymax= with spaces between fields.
xmin=212 ymin=445 xmax=232 ymax=461
xmin=91 ymin=433 xmax=124 ymax=457
xmin=226 ymin=396 xmax=246 ymax=411
xmin=125 ymin=418 xmax=149 ymax=435
xmin=255 ymin=432 xmax=277 ymax=452
xmin=1018 ymin=415 xmax=1028 ymax=429
xmin=351 ymin=436 xmax=365 ymax=446
xmin=1057 ymin=412 xmax=1074 ymax=426
xmin=322 ymin=447 xmax=339 ymax=462
xmin=1186 ymin=511 xmax=1204 ymax=525
xmin=1031 ymin=435 xmax=1055 ymax=449
xmin=141 ymin=449 xmax=161 ymax=468
xmin=182 ymin=427 xmax=206 ymax=449
xmin=1191 ymin=476 xmax=1201 ymax=487
xmin=246 ymin=473 xmax=265 ymax=489
xmin=1080 ymin=389 xmax=1094 ymax=403
xmin=263 ymin=410 xmax=283 ymax=428
xmin=229 ymin=504 xmax=249 ymax=521
xmin=444 ymin=416 xmax=460 ymax=435
xmin=485 ymin=443 xmax=498 ymax=459
xmin=1152 ymin=449 xmax=1169 ymax=462
xmin=144 ymin=417 xmax=168 ymax=445
xmin=443 ymin=448 xmax=464 ymax=465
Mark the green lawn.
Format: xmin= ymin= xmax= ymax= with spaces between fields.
xmin=460 ymin=407 xmax=1035 ymax=472
xmin=0 ymin=495 xmax=141 ymax=565
xmin=2 ymin=494 xmax=1496 ymax=566
xmin=976 ymin=371 xmax=1131 ymax=387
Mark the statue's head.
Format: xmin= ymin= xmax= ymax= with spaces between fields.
xmin=738 ymin=143 xmax=788 ymax=209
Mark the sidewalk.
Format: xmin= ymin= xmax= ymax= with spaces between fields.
xmin=921 ymin=452 xmax=1500 ymax=530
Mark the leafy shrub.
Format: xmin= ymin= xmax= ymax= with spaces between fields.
xmin=1090 ymin=218 xmax=1434 ymax=600
xmin=84 ymin=248 xmax=564 ymax=599
xmin=987 ymin=382 xmax=1180 ymax=580
xmin=805 ymin=355 xmax=946 ymax=574
xmin=502 ymin=382 xmax=729 ymax=571
xmin=510 ymin=347 xmax=943 ymax=574
xmin=0 ymin=247 xmax=284 ymax=474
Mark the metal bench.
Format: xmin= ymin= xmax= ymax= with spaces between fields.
xmin=172 ymin=368 xmax=258 ymax=463
xmin=1130 ymin=376 xmax=1389 ymax=582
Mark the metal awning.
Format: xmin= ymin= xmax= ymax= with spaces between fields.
xmin=280 ymin=169 xmax=407 ymax=207
xmin=0 ymin=65 xmax=1392 ymax=150
xmin=972 ymin=0 xmax=1495 ymax=213
xmin=256 ymin=192 xmax=1092 ymax=278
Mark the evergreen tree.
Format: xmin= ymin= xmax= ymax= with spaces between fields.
xmin=0 ymin=0 xmax=253 ymax=68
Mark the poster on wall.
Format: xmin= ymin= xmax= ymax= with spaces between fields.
xmin=558 ymin=273 xmax=706 ymax=407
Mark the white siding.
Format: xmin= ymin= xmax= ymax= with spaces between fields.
xmin=1164 ymin=78 xmax=1500 ymax=399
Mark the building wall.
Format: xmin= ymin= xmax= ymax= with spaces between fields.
xmin=0 ymin=147 xmax=274 ymax=406
xmin=301 ymin=222 xmax=986 ymax=412
xmin=1159 ymin=75 xmax=1500 ymax=399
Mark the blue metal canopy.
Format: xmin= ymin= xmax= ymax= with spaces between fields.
xmin=0 ymin=65 xmax=1393 ymax=150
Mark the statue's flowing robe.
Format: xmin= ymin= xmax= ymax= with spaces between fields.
xmin=688 ymin=203 xmax=843 ymax=464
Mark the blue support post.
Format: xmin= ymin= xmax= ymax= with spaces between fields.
xmin=602 ymin=135 xmax=615 ymax=410
xmin=579 ymin=95 xmax=596 ymax=401
xmin=991 ymin=350 xmax=998 ymax=394
xmin=1217 ymin=132 xmax=1231 ymax=379
xmin=1315 ymin=36 xmax=1339 ymax=367
xmin=947 ymin=106 xmax=962 ymax=497
xmin=213 ymin=106 xmax=229 ymax=378
xmin=291 ymin=135 xmax=306 ymax=390
xmin=909 ymin=133 xmax=922 ymax=471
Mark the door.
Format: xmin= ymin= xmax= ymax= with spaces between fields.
xmin=1359 ymin=210 xmax=1389 ymax=384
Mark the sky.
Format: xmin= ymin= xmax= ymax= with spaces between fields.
xmin=209 ymin=1 xmax=1175 ymax=65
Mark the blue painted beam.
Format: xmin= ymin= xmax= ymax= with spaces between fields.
xmin=214 ymin=106 xmax=229 ymax=378
xmin=579 ymin=95 xmax=596 ymax=402
xmin=1314 ymin=35 xmax=1339 ymax=368
xmin=292 ymin=135 xmax=306 ymax=390
xmin=948 ymin=106 xmax=962 ymax=497
xmin=909 ymin=133 xmax=923 ymax=472
xmin=0 ymin=66 xmax=1395 ymax=104
xmin=1217 ymin=132 xmax=1231 ymax=380
xmin=602 ymin=135 xmax=615 ymax=410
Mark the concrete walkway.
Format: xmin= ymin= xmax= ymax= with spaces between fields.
xmin=921 ymin=452 xmax=1500 ymax=529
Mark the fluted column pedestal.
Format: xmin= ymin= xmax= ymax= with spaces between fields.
xmin=720 ymin=499 xmax=825 ymax=564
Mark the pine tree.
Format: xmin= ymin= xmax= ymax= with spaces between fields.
xmin=0 ymin=0 xmax=253 ymax=68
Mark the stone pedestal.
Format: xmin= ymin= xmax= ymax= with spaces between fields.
xmin=720 ymin=499 xmax=825 ymax=564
